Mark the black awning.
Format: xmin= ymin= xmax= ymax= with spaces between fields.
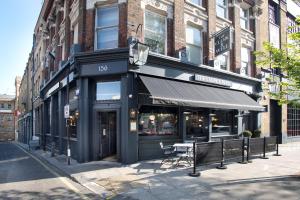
xmin=140 ymin=75 xmax=265 ymax=111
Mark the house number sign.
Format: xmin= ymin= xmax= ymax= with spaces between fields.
xmin=81 ymin=60 xmax=128 ymax=77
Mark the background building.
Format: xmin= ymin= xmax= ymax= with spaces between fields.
xmin=0 ymin=94 xmax=15 ymax=141
xmin=260 ymin=0 xmax=300 ymax=143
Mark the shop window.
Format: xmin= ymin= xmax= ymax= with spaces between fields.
xmin=287 ymin=105 xmax=300 ymax=137
xmin=96 ymin=81 xmax=121 ymax=101
xmin=138 ymin=106 xmax=178 ymax=136
xmin=144 ymin=10 xmax=166 ymax=55
xmin=240 ymin=8 xmax=249 ymax=30
xmin=186 ymin=26 xmax=202 ymax=65
xmin=95 ymin=6 xmax=119 ymax=50
xmin=211 ymin=110 xmax=237 ymax=136
xmin=185 ymin=111 xmax=207 ymax=139
xmin=216 ymin=0 xmax=228 ymax=19
xmin=241 ymin=47 xmax=250 ymax=76
xmin=216 ymin=52 xmax=229 ymax=70
xmin=69 ymin=110 xmax=78 ymax=138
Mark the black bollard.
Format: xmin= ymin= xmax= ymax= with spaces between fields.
xmin=246 ymin=137 xmax=252 ymax=163
xmin=239 ymin=137 xmax=248 ymax=164
xmin=217 ymin=138 xmax=227 ymax=169
xmin=51 ymin=141 xmax=55 ymax=157
xmin=261 ymin=137 xmax=269 ymax=159
xmin=273 ymin=136 xmax=282 ymax=156
xmin=188 ymin=141 xmax=200 ymax=177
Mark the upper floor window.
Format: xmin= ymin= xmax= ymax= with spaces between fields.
xmin=216 ymin=0 xmax=228 ymax=19
xmin=241 ymin=47 xmax=250 ymax=76
xmin=240 ymin=8 xmax=249 ymax=29
xmin=268 ymin=1 xmax=279 ymax=25
xmin=0 ymin=104 xmax=4 ymax=109
xmin=8 ymin=104 xmax=11 ymax=109
xmin=144 ymin=11 xmax=166 ymax=55
xmin=95 ymin=6 xmax=119 ymax=50
xmin=186 ymin=26 xmax=202 ymax=65
xmin=190 ymin=0 xmax=202 ymax=6
xmin=216 ymin=52 xmax=229 ymax=70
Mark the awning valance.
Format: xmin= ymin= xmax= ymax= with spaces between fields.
xmin=140 ymin=75 xmax=265 ymax=112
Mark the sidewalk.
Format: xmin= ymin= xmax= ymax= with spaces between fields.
xmin=20 ymin=142 xmax=300 ymax=200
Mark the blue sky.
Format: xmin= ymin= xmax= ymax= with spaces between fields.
xmin=0 ymin=0 xmax=42 ymax=95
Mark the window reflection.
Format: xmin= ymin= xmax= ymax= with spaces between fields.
xmin=185 ymin=111 xmax=207 ymax=140
xmin=96 ymin=81 xmax=121 ymax=101
xmin=138 ymin=106 xmax=178 ymax=136
xmin=211 ymin=110 xmax=237 ymax=136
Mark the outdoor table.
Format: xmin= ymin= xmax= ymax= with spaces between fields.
xmin=173 ymin=143 xmax=193 ymax=166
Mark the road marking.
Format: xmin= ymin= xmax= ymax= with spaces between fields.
xmin=0 ymin=156 xmax=30 ymax=164
xmin=15 ymin=144 xmax=90 ymax=200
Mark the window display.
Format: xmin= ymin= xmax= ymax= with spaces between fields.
xmin=211 ymin=110 xmax=237 ymax=136
xmin=138 ymin=106 xmax=178 ymax=136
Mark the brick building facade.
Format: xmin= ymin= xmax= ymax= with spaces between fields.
xmin=16 ymin=0 xmax=299 ymax=163
xmin=0 ymin=95 xmax=15 ymax=141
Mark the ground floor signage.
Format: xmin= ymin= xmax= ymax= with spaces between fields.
xmin=194 ymin=74 xmax=232 ymax=87
xmin=80 ymin=60 xmax=128 ymax=77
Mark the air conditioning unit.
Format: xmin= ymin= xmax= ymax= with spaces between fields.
xmin=59 ymin=60 xmax=66 ymax=70
xmin=69 ymin=44 xmax=81 ymax=56
xmin=50 ymin=71 xmax=54 ymax=78
xmin=208 ymin=59 xmax=221 ymax=68
xmin=178 ymin=49 xmax=188 ymax=62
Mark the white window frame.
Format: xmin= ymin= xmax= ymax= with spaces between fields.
xmin=144 ymin=10 xmax=167 ymax=55
xmin=240 ymin=8 xmax=249 ymax=30
xmin=94 ymin=5 xmax=119 ymax=51
xmin=241 ymin=47 xmax=251 ymax=76
xmin=185 ymin=25 xmax=203 ymax=65
xmin=216 ymin=0 xmax=228 ymax=19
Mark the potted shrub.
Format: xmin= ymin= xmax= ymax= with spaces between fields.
xmin=252 ymin=129 xmax=261 ymax=138
xmin=242 ymin=130 xmax=252 ymax=138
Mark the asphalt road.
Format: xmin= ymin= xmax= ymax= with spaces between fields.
xmin=0 ymin=142 xmax=97 ymax=200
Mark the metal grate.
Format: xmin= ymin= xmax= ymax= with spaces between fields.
xmin=287 ymin=105 xmax=300 ymax=137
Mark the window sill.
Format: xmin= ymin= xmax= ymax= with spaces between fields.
xmin=216 ymin=16 xmax=232 ymax=24
xmin=241 ymin=27 xmax=254 ymax=35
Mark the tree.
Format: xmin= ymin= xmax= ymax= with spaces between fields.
xmin=255 ymin=17 xmax=300 ymax=105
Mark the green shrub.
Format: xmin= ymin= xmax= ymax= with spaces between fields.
xmin=252 ymin=129 xmax=261 ymax=138
xmin=242 ymin=130 xmax=252 ymax=138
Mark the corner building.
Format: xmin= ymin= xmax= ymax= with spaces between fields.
xmin=35 ymin=0 xmax=265 ymax=164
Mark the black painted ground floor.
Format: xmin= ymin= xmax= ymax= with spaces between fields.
xmin=34 ymin=49 xmax=269 ymax=164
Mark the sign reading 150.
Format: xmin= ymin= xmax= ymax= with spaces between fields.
xmin=98 ymin=65 xmax=108 ymax=72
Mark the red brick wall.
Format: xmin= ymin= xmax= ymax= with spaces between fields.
xmin=119 ymin=3 xmax=128 ymax=48
xmin=174 ymin=0 xmax=185 ymax=57
xmin=84 ymin=9 xmax=95 ymax=52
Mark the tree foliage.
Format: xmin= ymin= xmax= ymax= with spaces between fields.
xmin=255 ymin=17 xmax=300 ymax=105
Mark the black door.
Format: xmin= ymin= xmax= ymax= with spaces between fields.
xmin=99 ymin=111 xmax=117 ymax=159
xmin=270 ymin=100 xmax=282 ymax=138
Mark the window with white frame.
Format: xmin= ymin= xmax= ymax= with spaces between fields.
xmin=144 ymin=11 xmax=166 ymax=54
xmin=216 ymin=52 xmax=229 ymax=70
xmin=241 ymin=47 xmax=250 ymax=75
xmin=240 ymin=8 xmax=249 ymax=29
xmin=186 ymin=26 xmax=202 ymax=64
xmin=95 ymin=6 xmax=119 ymax=50
xmin=216 ymin=0 xmax=228 ymax=19
xmin=190 ymin=0 xmax=202 ymax=6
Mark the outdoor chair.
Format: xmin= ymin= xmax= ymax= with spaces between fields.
xmin=160 ymin=141 xmax=175 ymax=164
